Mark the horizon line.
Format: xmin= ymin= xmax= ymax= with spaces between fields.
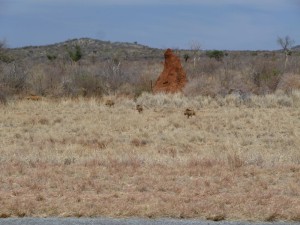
xmin=4 ymin=37 xmax=296 ymax=52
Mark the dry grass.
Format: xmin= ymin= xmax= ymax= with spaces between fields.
xmin=0 ymin=93 xmax=300 ymax=221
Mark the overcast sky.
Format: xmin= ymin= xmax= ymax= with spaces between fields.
xmin=0 ymin=0 xmax=299 ymax=50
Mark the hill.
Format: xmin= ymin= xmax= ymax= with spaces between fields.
xmin=6 ymin=38 xmax=281 ymax=64
xmin=292 ymin=45 xmax=300 ymax=51
xmin=8 ymin=38 xmax=164 ymax=62
xmin=1 ymin=38 xmax=299 ymax=98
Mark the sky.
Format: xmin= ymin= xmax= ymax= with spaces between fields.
xmin=0 ymin=0 xmax=299 ymax=50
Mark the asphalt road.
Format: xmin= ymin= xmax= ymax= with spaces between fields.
xmin=0 ymin=218 xmax=299 ymax=225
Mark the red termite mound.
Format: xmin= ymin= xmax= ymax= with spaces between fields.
xmin=153 ymin=49 xmax=187 ymax=93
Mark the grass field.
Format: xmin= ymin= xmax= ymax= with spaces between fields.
xmin=0 ymin=92 xmax=300 ymax=221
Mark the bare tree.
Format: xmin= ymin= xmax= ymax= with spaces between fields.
xmin=103 ymin=57 xmax=124 ymax=94
xmin=189 ymin=40 xmax=201 ymax=68
xmin=0 ymin=40 xmax=5 ymax=49
xmin=277 ymin=35 xmax=295 ymax=71
xmin=0 ymin=40 xmax=14 ymax=63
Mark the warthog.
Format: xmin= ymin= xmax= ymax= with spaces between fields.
xmin=105 ymin=100 xmax=115 ymax=107
xmin=184 ymin=108 xmax=195 ymax=118
xmin=136 ymin=104 xmax=143 ymax=113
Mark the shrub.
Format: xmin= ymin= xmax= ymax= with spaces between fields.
xmin=0 ymin=53 xmax=14 ymax=63
xmin=0 ymin=91 xmax=7 ymax=105
xmin=277 ymin=73 xmax=300 ymax=92
xmin=251 ymin=59 xmax=283 ymax=93
xmin=0 ymin=63 xmax=27 ymax=93
xmin=183 ymin=77 xmax=222 ymax=97
xmin=68 ymin=45 xmax=82 ymax=62
xmin=0 ymin=41 xmax=14 ymax=63
xmin=102 ymin=58 xmax=127 ymax=94
xmin=183 ymin=54 xmax=190 ymax=62
xmin=46 ymin=54 xmax=57 ymax=61
xmin=206 ymin=50 xmax=225 ymax=61
xmin=73 ymin=73 xmax=104 ymax=97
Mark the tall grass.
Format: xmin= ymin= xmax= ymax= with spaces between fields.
xmin=138 ymin=90 xmax=300 ymax=108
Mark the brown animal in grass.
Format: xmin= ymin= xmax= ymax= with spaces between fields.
xmin=105 ymin=100 xmax=115 ymax=107
xmin=136 ymin=104 xmax=143 ymax=113
xmin=26 ymin=95 xmax=41 ymax=101
xmin=184 ymin=108 xmax=195 ymax=118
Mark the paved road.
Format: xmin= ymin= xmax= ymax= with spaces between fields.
xmin=0 ymin=218 xmax=299 ymax=225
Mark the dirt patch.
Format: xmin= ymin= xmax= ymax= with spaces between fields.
xmin=153 ymin=49 xmax=187 ymax=93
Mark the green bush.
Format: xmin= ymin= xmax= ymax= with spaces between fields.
xmin=46 ymin=54 xmax=57 ymax=61
xmin=0 ymin=53 xmax=14 ymax=63
xmin=206 ymin=50 xmax=225 ymax=61
xmin=183 ymin=54 xmax=190 ymax=62
xmin=68 ymin=45 xmax=82 ymax=62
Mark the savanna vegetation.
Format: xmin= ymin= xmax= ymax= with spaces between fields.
xmin=0 ymin=38 xmax=300 ymax=221
xmin=0 ymin=37 xmax=299 ymax=100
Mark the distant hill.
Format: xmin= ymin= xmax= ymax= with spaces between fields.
xmin=292 ymin=45 xmax=300 ymax=51
xmin=8 ymin=38 xmax=164 ymax=62
xmin=5 ymin=38 xmax=292 ymax=63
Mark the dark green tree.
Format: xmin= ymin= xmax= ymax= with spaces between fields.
xmin=0 ymin=41 xmax=14 ymax=63
xmin=183 ymin=53 xmax=190 ymax=62
xmin=68 ymin=45 xmax=82 ymax=62
xmin=46 ymin=54 xmax=57 ymax=62
xmin=206 ymin=50 xmax=225 ymax=61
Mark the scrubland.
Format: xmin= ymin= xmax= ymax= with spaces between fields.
xmin=1 ymin=92 xmax=300 ymax=221
xmin=1 ymin=39 xmax=300 ymax=221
